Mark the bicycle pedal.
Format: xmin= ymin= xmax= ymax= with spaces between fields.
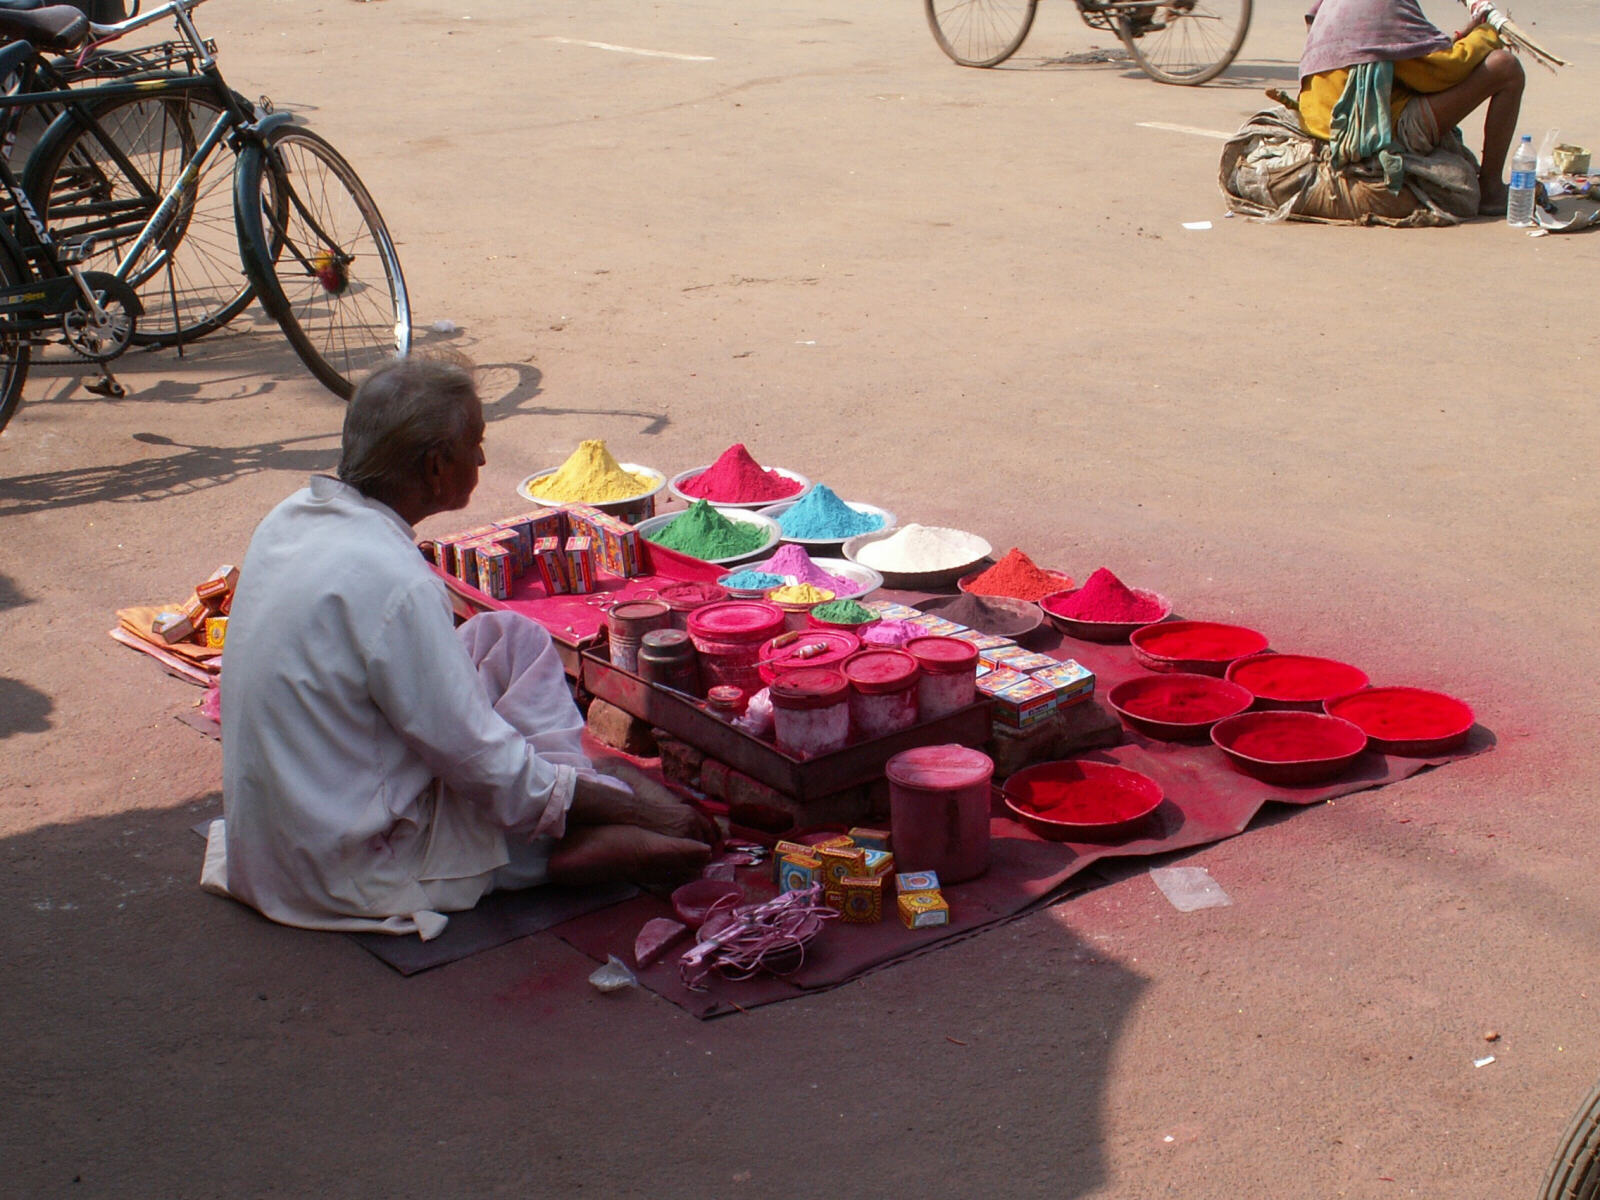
xmin=58 ymin=239 xmax=97 ymax=267
xmin=83 ymin=374 xmax=125 ymax=399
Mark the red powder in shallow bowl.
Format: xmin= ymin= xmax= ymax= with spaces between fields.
xmin=1210 ymin=711 xmax=1367 ymax=785
xmin=1107 ymin=673 xmax=1254 ymax=740
xmin=678 ymin=444 xmax=804 ymax=503
xmin=1323 ymin=687 xmax=1474 ymax=756
xmin=1001 ymin=760 xmax=1162 ymax=842
xmin=1131 ymin=620 xmax=1269 ymax=675
xmin=1225 ymin=653 xmax=1369 ymax=709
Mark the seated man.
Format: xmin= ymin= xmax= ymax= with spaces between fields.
xmin=1298 ymin=0 xmax=1524 ymax=213
xmin=202 ymin=358 xmax=715 ymax=938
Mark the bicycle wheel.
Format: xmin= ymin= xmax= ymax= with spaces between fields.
xmin=1541 ymin=1075 xmax=1600 ymax=1200
xmin=926 ymin=0 xmax=1038 ymax=67
xmin=1117 ymin=0 xmax=1251 ymax=85
xmin=24 ymin=88 xmax=255 ymax=345
xmin=0 ymin=239 xmax=33 ymax=435
xmin=233 ymin=124 xmax=409 ymax=400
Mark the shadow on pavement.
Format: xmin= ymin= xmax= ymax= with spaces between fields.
xmin=0 ymin=676 xmax=51 ymax=737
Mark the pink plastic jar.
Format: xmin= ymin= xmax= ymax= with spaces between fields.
xmin=886 ymin=744 xmax=994 ymax=883
xmin=841 ymin=649 xmax=920 ymax=740
xmin=769 ymin=668 xmax=850 ymax=758
xmin=906 ymin=636 xmax=980 ymax=720
xmin=687 ymin=601 xmax=786 ymax=696
xmin=757 ymin=629 xmax=861 ymax=686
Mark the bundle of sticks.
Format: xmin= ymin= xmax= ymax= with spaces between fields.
xmin=1463 ymin=0 xmax=1568 ymax=71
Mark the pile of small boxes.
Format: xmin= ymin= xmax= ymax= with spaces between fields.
xmin=864 ymin=600 xmax=1094 ymax=731
xmin=422 ymin=504 xmax=643 ymax=601
xmin=773 ymin=827 xmax=951 ymax=929
xmin=151 ymin=564 xmax=237 ymax=651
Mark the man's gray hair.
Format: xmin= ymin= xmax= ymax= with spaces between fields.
xmin=338 ymin=358 xmax=478 ymax=506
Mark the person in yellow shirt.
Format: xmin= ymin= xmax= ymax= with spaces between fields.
xmin=1298 ymin=0 xmax=1524 ymax=214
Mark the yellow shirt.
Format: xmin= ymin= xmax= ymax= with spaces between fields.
xmin=1297 ymin=26 xmax=1501 ymax=140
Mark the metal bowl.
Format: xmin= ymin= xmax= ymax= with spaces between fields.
xmin=842 ymin=528 xmax=992 ymax=591
xmin=1210 ymin=710 xmax=1368 ymax=785
xmin=516 ymin=462 xmax=665 ymax=516
xmin=1040 ymin=587 xmax=1173 ymax=643
xmin=1001 ymin=760 xmax=1163 ymax=842
xmin=668 ymin=465 xmax=811 ymax=510
xmin=634 ymin=507 xmax=781 ymax=567
xmin=916 ymin=593 xmax=1044 ymax=640
xmin=757 ymin=498 xmax=896 ymax=551
xmin=743 ymin=554 xmax=883 ymax=602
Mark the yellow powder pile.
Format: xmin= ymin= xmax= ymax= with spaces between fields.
xmin=529 ymin=440 xmax=656 ymax=503
xmin=769 ymin=583 xmax=834 ymax=604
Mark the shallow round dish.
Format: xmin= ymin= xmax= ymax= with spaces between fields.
xmin=668 ymin=465 xmax=811 ymax=510
xmin=1131 ymin=620 xmax=1269 ymax=675
xmin=670 ymin=879 xmax=744 ymax=929
xmin=1210 ymin=710 xmax=1368 ymax=785
xmin=1323 ymin=686 xmax=1474 ymax=756
xmin=634 ymin=508 xmax=780 ymax=567
xmin=516 ymin=463 xmax=665 ymax=515
xmin=916 ymin=593 xmax=1043 ymax=640
xmin=1226 ymin=653 xmax=1370 ymax=711
xmin=841 ymin=528 xmax=992 ymax=591
xmin=756 ymin=498 xmax=896 ymax=551
xmin=1040 ymin=587 xmax=1173 ymax=643
xmin=957 ymin=566 xmax=1075 ymax=599
xmin=1001 ymin=760 xmax=1163 ymax=842
xmin=1106 ymin=673 xmax=1254 ymax=741
xmin=786 ymin=556 xmax=884 ymax=601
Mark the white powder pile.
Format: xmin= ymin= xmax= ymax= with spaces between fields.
xmin=854 ymin=524 xmax=990 ymax=572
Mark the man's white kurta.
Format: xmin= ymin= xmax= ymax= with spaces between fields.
xmin=205 ymin=476 xmax=582 ymax=937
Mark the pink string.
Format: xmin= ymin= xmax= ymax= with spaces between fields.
xmin=678 ymin=886 xmax=836 ymax=991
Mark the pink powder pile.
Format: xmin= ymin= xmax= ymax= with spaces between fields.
xmin=758 ymin=544 xmax=860 ymax=596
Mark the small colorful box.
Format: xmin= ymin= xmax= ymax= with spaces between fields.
xmin=976 ymin=666 xmax=1027 ymax=695
xmin=862 ymin=849 xmax=894 ymax=878
xmin=534 ymin=536 xmax=569 ymax=595
xmin=771 ymin=840 xmax=815 ymax=882
xmin=979 ymin=646 xmax=1060 ymax=674
xmin=151 ymin=609 xmax=195 ymax=644
xmin=906 ymin=614 xmax=965 ymax=637
xmin=777 ymin=854 xmax=822 ymax=893
xmin=863 ymin=600 xmax=920 ymax=620
xmin=847 ymin=826 xmax=891 ymax=852
xmin=450 ymin=537 xmax=491 ymax=590
xmin=565 ymin=504 xmax=643 ymax=579
xmin=181 ymin=594 xmax=209 ymax=633
xmin=204 ymin=616 xmax=228 ymax=650
xmin=951 ymin=629 xmax=1014 ymax=651
xmin=487 ymin=528 xmax=527 ymax=576
xmin=815 ymin=845 xmax=867 ymax=888
xmin=194 ymin=576 xmax=231 ymax=612
xmin=975 ymin=660 xmax=993 ymax=679
xmin=437 ymin=523 xmax=501 ymax=576
xmin=898 ymin=889 xmax=950 ymax=929
xmin=1033 ymin=659 xmax=1095 ymax=707
xmin=473 ymin=542 xmax=514 ymax=600
xmin=988 ymin=673 xmax=1059 ymax=729
xmin=564 ymin=536 xmax=596 ymax=594
xmin=896 ymin=870 xmax=940 ymax=895
xmin=833 ymin=875 xmax=884 ymax=923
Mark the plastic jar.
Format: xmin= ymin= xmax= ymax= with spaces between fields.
xmin=769 ymin=668 xmax=850 ymax=758
xmin=705 ymin=685 xmax=746 ymax=720
xmin=886 ymin=744 xmax=994 ymax=883
xmin=906 ymin=636 xmax=980 ymax=720
xmin=637 ymin=628 xmax=702 ymax=697
xmin=841 ymin=649 xmax=920 ymax=740
xmin=656 ymin=580 xmax=730 ymax=631
xmin=606 ymin=600 xmax=672 ymax=673
xmin=687 ymin=601 xmax=786 ymax=696
xmin=757 ymin=629 xmax=861 ymax=686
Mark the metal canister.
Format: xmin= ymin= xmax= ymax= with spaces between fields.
xmin=637 ymin=628 xmax=702 ymax=697
xmin=606 ymin=600 xmax=671 ymax=673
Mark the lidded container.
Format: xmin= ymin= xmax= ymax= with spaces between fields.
xmin=757 ymin=629 xmax=861 ymax=686
xmin=768 ymin=667 xmax=850 ymax=758
xmin=656 ymin=580 xmax=730 ymax=631
xmin=841 ymin=648 xmax=920 ymax=739
xmin=905 ymin=636 xmax=980 ymax=720
xmin=886 ymin=744 xmax=994 ymax=883
xmin=606 ymin=600 xmax=671 ymax=673
xmin=687 ymin=600 xmax=786 ymax=696
xmin=637 ymin=628 xmax=702 ymax=697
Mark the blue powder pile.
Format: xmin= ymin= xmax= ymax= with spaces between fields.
xmin=778 ymin=485 xmax=885 ymax=540
xmin=719 ymin=569 xmax=787 ymax=590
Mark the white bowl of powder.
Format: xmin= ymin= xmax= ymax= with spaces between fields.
xmin=844 ymin=524 xmax=992 ymax=590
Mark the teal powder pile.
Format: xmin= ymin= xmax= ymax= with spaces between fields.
xmin=778 ymin=485 xmax=885 ymax=539
xmin=719 ymin=569 xmax=786 ymax=589
xmin=645 ymin=500 xmax=769 ymax=559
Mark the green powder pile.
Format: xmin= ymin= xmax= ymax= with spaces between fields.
xmin=811 ymin=598 xmax=877 ymax=624
xmin=645 ymin=500 xmax=769 ymax=560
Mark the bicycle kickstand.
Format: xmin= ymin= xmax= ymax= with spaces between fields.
xmin=83 ymin=363 xmax=126 ymax=399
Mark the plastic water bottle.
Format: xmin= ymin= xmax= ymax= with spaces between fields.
xmin=1507 ymin=135 xmax=1537 ymax=227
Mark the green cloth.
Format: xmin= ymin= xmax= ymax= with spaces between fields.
xmin=1329 ymin=61 xmax=1405 ymax=193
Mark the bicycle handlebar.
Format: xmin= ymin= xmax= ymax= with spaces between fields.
xmin=85 ymin=0 xmax=210 ymax=47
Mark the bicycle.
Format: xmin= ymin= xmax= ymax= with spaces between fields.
xmin=1540 ymin=1073 xmax=1600 ymax=1199
xmin=0 ymin=0 xmax=410 ymax=433
xmin=926 ymin=0 xmax=1252 ymax=85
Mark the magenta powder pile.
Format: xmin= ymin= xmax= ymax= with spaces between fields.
xmin=679 ymin=443 xmax=802 ymax=503
xmin=1052 ymin=567 xmax=1164 ymax=622
xmin=757 ymin=544 xmax=860 ymax=596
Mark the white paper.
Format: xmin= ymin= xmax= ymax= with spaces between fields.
xmin=1150 ymin=865 xmax=1232 ymax=912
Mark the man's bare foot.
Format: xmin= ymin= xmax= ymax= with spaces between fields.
xmin=548 ymin=824 xmax=712 ymax=887
xmin=589 ymin=759 xmax=722 ymax=844
xmin=1479 ymin=182 xmax=1509 ymax=216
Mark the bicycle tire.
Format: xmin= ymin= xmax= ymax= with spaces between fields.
xmin=1540 ymin=1075 xmax=1600 ymax=1200
xmin=24 ymin=86 xmax=256 ymax=345
xmin=926 ymin=0 xmax=1038 ymax=67
xmin=0 ymin=236 xmax=33 ymax=435
xmin=1117 ymin=0 xmax=1251 ymax=85
xmin=233 ymin=124 xmax=409 ymax=400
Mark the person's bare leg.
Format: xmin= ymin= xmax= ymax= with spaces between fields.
xmin=1423 ymin=49 xmax=1526 ymax=210
xmin=547 ymin=824 xmax=712 ymax=887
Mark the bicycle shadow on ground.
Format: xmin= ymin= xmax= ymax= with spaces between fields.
xmin=995 ymin=52 xmax=1301 ymax=89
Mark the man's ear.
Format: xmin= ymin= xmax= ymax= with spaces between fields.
xmin=420 ymin=446 xmax=449 ymax=500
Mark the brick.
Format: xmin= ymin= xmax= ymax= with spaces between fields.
xmin=584 ymin=699 xmax=658 ymax=756
xmin=699 ymin=757 xmax=732 ymax=801
xmin=654 ymin=734 xmax=704 ymax=789
xmin=987 ymin=699 xmax=1121 ymax=777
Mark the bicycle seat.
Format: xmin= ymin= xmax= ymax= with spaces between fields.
xmin=0 ymin=5 xmax=86 ymax=52
xmin=0 ymin=1 xmax=50 ymax=10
